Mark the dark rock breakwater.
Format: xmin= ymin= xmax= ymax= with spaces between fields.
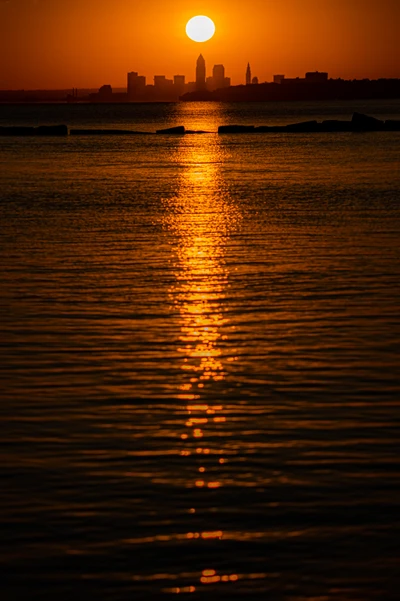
xmin=0 ymin=114 xmax=399 ymax=136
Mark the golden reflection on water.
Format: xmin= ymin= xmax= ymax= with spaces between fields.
xmin=163 ymin=132 xmax=241 ymax=590
xmin=164 ymin=133 xmax=237 ymax=442
xmin=168 ymin=135 xmax=239 ymax=390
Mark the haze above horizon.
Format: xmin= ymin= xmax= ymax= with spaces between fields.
xmin=0 ymin=0 xmax=399 ymax=89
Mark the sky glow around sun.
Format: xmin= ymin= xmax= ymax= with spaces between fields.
xmin=0 ymin=0 xmax=399 ymax=88
xmin=186 ymin=16 xmax=215 ymax=43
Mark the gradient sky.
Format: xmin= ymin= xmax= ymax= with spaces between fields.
xmin=0 ymin=0 xmax=399 ymax=89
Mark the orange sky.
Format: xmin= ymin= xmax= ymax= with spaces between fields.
xmin=0 ymin=0 xmax=399 ymax=89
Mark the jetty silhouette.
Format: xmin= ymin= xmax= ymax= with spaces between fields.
xmin=0 ymin=113 xmax=399 ymax=137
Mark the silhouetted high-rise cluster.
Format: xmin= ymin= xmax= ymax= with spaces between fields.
xmin=123 ymin=55 xmax=233 ymax=102
xmin=48 ymin=59 xmax=400 ymax=104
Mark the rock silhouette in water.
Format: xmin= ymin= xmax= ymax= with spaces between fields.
xmin=385 ymin=120 xmax=400 ymax=131
xmin=156 ymin=126 xmax=185 ymax=134
xmin=36 ymin=125 xmax=69 ymax=136
xmin=185 ymin=130 xmax=210 ymax=134
xmin=0 ymin=115 xmax=397 ymax=136
xmin=285 ymin=120 xmax=319 ymax=132
xmin=320 ymin=120 xmax=354 ymax=132
xmin=255 ymin=125 xmax=287 ymax=132
xmin=352 ymin=112 xmax=384 ymax=130
xmin=70 ymin=129 xmax=150 ymax=135
xmin=219 ymin=114 xmax=392 ymax=134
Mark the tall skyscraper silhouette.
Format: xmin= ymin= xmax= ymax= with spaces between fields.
xmin=246 ymin=63 xmax=252 ymax=85
xmin=212 ymin=64 xmax=225 ymax=89
xmin=196 ymin=54 xmax=206 ymax=91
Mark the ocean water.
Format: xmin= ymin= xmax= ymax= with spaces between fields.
xmin=1 ymin=101 xmax=400 ymax=600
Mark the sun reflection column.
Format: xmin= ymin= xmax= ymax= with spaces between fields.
xmin=163 ymin=131 xmax=239 ymax=485
xmin=160 ymin=128 xmax=242 ymax=594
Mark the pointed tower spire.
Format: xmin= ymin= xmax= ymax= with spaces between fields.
xmin=246 ymin=63 xmax=252 ymax=85
xmin=196 ymin=54 xmax=206 ymax=90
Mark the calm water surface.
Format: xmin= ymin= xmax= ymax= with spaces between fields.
xmin=1 ymin=102 xmax=400 ymax=600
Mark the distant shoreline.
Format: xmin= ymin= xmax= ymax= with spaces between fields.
xmin=1 ymin=96 xmax=400 ymax=106
xmin=1 ymin=78 xmax=400 ymax=105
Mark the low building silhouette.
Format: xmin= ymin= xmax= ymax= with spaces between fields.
xmin=174 ymin=75 xmax=185 ymax=96
xmin=98 ymin=85 xmax=113 ymax=100
xmin=280 ymin=72 xmax=329 ymax=85
xmin=88 ymin=84 xmax=128 ymax=103
xmin=306 ymin=71 xmax=328 ymax=83
xmin=127 ymin=72 xmax=146 ymax=101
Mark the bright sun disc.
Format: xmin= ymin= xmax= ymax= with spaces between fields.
xmin=186 ymin=16 xmax=215 ymax=43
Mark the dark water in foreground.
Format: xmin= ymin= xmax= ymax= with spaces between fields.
xmin=1 ymin=101 xmax=400 ymax=600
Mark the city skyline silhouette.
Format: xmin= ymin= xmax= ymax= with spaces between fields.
xmin=2 ymin=50 xmax=399 ymax=104
xmin=1 ymin=1 xmax=399 ymax=89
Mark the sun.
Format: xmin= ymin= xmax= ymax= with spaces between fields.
xmin=186 ymin=16 xmax=215 ymax=43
